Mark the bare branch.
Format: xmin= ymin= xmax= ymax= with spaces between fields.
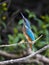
xmin=35 ymin=54 xmax=49 ymax=63
xmin=0 ymin=45 xmax=49 ymax=65
xmin=0 ymin=40 xmax=25 ymax=48
xmin=16 ymin=59 xmax=44 ymax=65
xmin=32 ymin=35 xmax=43 ymax=44
xmin=0 ymin=50 xmax=25 ymax=59
xmin=0 ymin=35 xmax=43 ymax=48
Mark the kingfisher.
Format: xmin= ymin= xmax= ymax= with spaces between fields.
xmin=20 ymin=13 xmax=35 ymax=49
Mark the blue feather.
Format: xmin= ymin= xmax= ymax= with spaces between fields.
xmin=21 ymin=13 xmax=35 ymax=40
xmin=25 ymin=26 xmax=35 ymax=41
xmin=24 ymin=17 xmax=30 ymax=28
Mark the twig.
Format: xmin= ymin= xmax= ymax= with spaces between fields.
xmin=0 ymin=50 xmax=49 ymax=63
xmin=32 ymin=35 xmax=43 ymax=44
xmin=0 ymin=40 xmax=25 ymax=47
xmin=0 ymin=45 xmax=49 ymax=65
xmin=0 ymin=35 xmax=43 ymax=48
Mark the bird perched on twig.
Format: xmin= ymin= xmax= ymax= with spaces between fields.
xmin=20 ymin=13 xmax=35 ymax=50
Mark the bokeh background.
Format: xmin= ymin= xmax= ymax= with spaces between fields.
xmin=0 ymin=0 xmax=49 ymax=65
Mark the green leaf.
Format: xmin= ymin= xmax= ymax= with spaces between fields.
xmin=31 ymin=25 xmax=37 ymax=33
xmin=25 ymin=9 xmax=30 ymax=13
xmin=18 ymin=19 xmax=24 ymax=25
xmin=8 ymin=35 xmax=14 ymax=40
xmin=45 ymin=49 xmax=49 ymax=57
xmin=21 ymin=44 xmax=26 ymax=49
xmin=14 ymin=37 xmax=19 ymax=43
xmin=29 ymin=12 xmax=36 ymax=18
xmin=18 ymin=33 xmax=24 ymax=39
xmin=35 ymin=41 xmax=46 ymax=48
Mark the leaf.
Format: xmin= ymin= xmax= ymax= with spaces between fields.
xmin=8 ymin=35 xmax=14 ymax=44
xmin=13 ymin=37 xmax=19 ymax=43
xmin=2 ymin=2 xmax=7 ymax=7
xmin=18 ymin=19 xmax=24 ymax=25
xmin=18 ymin=33 xmax=24 ymax=39
xmin=31 ymin=25 xmax=37 ymax=33
xmin=21 ymin=44 xmax=26 ymax=49
xmin=29 ymin=12 xmax=36 ymax=18
xmin=45 ymin=49 xmax=49 ymax=57
xmin=0 ymin=37 xmax=2 ymax=44
xmin=25 ymin=9 xmax=30 ymax=13
xmin=35 ymin=41 xmax=46 ymax=48
xmin=13 ymin=28 xmax=18 ymax=34
xmin=1 ymin=21 xmax=6 ymax=29
xmin=8 ymin=35 xmax=14 ymax=40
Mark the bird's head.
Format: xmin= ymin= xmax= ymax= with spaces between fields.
xmin=20 ymin=12 xmax=30 ymax=28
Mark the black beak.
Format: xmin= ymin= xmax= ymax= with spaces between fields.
xmin=20 ymin=12 xmax=26 ymax=24
xmin=20 ymin=12 xmax=25 ymax=19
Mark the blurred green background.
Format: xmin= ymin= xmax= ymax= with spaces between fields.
xmin=0 ymin=0 xmax=49 ymax=65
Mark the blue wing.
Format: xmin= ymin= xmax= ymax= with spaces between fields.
xmin=24 ymin=17 xmax=30 ymax=28
xmin=26 ymin=26 xmax=35 ymax=41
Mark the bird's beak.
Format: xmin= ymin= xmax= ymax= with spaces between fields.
xmin=20 ymin=12 xmax=30 ymax=28
xmin=20 ymin=12 xmax=25 ymax=19
xmin=20 ymin=12 xmax=26 ymax=22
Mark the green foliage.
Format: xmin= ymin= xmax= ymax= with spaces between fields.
xmin=18 ymin=19 xmax=24 ymax=25
xmin=7 ymin=9 xmax=49 ymax=56
xmin=0 ymin=5 xmax=49 ymax=62
xmin=25 ymin=9 xmax=49 ymax=51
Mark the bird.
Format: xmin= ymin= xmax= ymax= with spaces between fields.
xmin=20 ymin=13 xmax=35 ymax=49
